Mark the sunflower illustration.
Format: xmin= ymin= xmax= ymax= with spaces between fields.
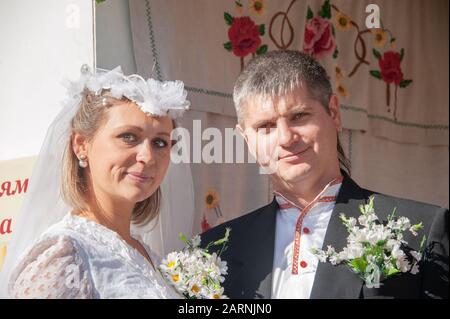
xmin=204 ymin=189 xmax=220 ymax=209
xmin=372 ymin=29 xmax=388 ymax=48
xmin=334 ymin=11 xmax=352 ymax=31
xmin=249 ymin=0 xmax=266 ymax=16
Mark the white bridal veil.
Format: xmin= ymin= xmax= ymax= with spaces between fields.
xmin=0 ymin=66 xmax=196 ymax=298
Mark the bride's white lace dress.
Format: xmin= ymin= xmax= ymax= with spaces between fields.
xmin=8 ymin=213 xmax=181 ymax=299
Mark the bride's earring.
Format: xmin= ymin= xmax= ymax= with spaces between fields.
xmin=78 ymin=154 xmax=88 ymax=168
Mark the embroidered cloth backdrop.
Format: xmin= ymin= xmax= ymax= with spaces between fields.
xmin=129 ymin=0 xmax=448 ymax=233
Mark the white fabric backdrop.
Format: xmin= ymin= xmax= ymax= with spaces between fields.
xmin=128 ymin=0 xmax=448 ymax=227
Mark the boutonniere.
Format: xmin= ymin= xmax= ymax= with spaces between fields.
xmin=159 ymin=228 xmax=231 ymax=299
xmin=311 ymin=196 xmax=425 ymax=288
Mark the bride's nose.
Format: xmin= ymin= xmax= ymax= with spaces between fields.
xmin=136 ymin=140 xmax=156 ymax=165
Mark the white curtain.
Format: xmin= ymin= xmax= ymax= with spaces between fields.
xmin=128 ymin=0 xmax=448 ymax=222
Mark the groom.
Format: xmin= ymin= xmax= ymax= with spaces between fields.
xmin=201 ymin=50 xmax=448 ymax=299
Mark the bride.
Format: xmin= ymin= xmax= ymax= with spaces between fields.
xmin=0 ymin=66 xmax=194 ymax=298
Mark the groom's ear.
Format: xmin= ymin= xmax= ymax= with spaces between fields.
xmin=236 ymin=123 xmax=259 ymax=162
xmin=236 ymin=124 xmax=248 ymax=144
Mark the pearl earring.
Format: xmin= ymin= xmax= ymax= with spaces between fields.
xmin=78 ymin=154 xmax=88 ymax=168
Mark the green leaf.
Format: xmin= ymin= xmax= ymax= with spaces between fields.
xmin=325 ymin=1 xmax=332 ymax=19
xmin=370 ymin=70 xmax=382 ymax=79
xmin=223 ymin=41 xmax=232 ymax=52
xmin=420 ymin=235 xmax=427 ymax=250
xmin=373 ymin=48 xmax=382 ymax=60
xmin=307 ymin=6 xmax=313 ymax=20
xmin=399 ymin=79 xmax=413 ymax=88
xmin=388 ymin=207 xmax=397 ymax=222
xmin=259 ymin=24 xmax=265 ymax=36
xmin=368 ymin=196 xmax=375 ymax=211
xmin=318 ymin=0 xmax=331 ymax=19
xmin=359 ymin=204 xmax=365 ymax=214
xmin=256 ymin=44 xmax=268 ymax=55
xmin=95 ymin=0 xmax=106 ymax=4
xmin=390 ymin=37 xmax=396 ymax=43
xmin=201 ymin=250 xmax=212 ymax=258
xmin=224 ymin=12 xmax=233 ymax=26
xmin=386 ymin=267 xmax=400 ymax=276
xmin=212 ymin=228 xmax=231 ymax=246
xmin=376 ymin=240 xmax=387 ymax=247
xmin=349 ymin=258 xmax=367 ymax=273
xmin=179 ymin=232 xmax=189 ymax=245
xmin=400 ymin=48 xmax=405 ymax=61
xmin=333 ymin=48 xmax=339 ymax=59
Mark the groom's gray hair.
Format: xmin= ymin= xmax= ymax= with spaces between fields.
xmin=233 ymin=50 xmax=333 ymax=126
xmin=233 ymin=50 xmax=351 ymax=174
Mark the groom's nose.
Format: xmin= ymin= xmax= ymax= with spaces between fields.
xmin=278 ymin=119 xmax=299 ymax=148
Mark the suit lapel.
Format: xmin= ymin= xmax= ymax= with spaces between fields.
xmin=310 ymin=173 xmax=372 ymax=298
xmin=253 ymin=199 xmax=278 ymax=299
xmin=231 ymin=199 xmax=278 ymax=299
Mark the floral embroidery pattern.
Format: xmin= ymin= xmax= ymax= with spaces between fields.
xmin=370 ymin=49 xmax=413 ymax=120
xmin=312 ymin=0 xmax=413 ymax=119
xmin=223 ymin=1 xmax=268 ymax=71
xmin=222 ymin=0 xmax=414 ymax=121
xmin=249 ymin=0 xmax=266 ymax=16
xmin=303 ymin=1 xmax=338 ymax=60
xmin=303 ymin=16 xmax=337 ymax=59
xmin=201 ymin=189 xmax=225 ymax=232
xmin=227 ymin=17 xmax=262 ymax=57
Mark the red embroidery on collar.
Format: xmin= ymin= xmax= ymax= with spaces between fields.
xmin=318 ymin=196 xmax=337 ymax=203
xmin=275 ymin=176 xmax=343 ymax=275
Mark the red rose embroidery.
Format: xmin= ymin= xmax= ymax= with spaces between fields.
xmin=379 ymin=51 xmax=404 ymax=85
xmin=228 ymin=17 xmax=261 ymax=57
xmin=303 ymin=17 xmax=336 ymax=59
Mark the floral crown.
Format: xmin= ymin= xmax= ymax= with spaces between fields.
xmin=63 ymin=65 xmax=190 ymax=119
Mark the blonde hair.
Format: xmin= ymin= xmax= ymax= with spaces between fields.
xmin=61 ymin=89 xmax=161 ymax=225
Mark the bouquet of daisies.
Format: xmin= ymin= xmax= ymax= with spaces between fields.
xmin=312 ymin=196 xmax=425 ymax=288
xmin=159 ymin=228 xmax=231 ymax=299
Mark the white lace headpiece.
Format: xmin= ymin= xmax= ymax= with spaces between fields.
xmin=63 ymin=65 xmax=190 ymax=119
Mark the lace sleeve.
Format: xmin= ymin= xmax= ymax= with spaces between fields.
xmin=9 ymin=235 xmax=95 ymax=299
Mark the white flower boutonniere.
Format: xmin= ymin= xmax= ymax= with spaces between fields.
xmin=311 ymin=196 xmax=425 ymax=288
xmin=159 ymin=228 xmax=231 ymax=299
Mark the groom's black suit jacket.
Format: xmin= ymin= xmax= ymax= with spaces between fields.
xmin=201 ymin=173 xmax=449 ymax=299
